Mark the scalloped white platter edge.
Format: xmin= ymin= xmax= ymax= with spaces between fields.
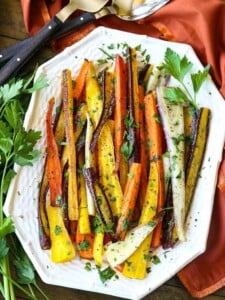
xmin=3 ymin=26 xmax=225 ymax=300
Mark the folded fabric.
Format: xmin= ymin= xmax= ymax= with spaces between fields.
xmin=20 ymin=0 xmax=225 ymax=298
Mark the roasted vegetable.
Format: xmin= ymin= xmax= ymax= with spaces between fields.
xmin=105 ymin=221 xmax=158 ymax=268
xmin=47 ymin=200 xmax=75 ymax=263
xmin=46 ymin=98 xmax=63 ymax=207
xmin=62 ymin=69 xmax=78 ymax=220
xmin=116 ymin=162 xmax=141 ymax=240
xmin=144 ymin=91 xmax=165 ymax=247
xmin=114 ymin=54 xmax=127 ymax=174
xmin=185 ymin=107 xmax=210 ymax=214
xmin=122 ymin=160 xmax=159 ymax=279
xmin=98 ymin=121 xmax=123 ymax=217
xmin=90 ymin=70 xmax=114 ymax=152
xmin=157 ymin=86 xmax=186 ymax=242
xmin=83 ymin=167 xmax=115 ymax=241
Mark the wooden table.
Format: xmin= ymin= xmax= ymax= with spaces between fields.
xmin=1 ymin=1 xmax=225 ymax=300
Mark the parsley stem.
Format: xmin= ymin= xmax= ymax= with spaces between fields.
xmin=33 ymin=280 xmax=50 ymax=300
xmin=0 ymin=283 xmax=4 ymax=298
xmin=180 ymin=81 xmax=198 ymax=110
xmin=28 ymin=284 xmax=37 ymax=299
xmin=0 ymin=154 xmax=13 ymax=300
xmin=6 ymin=256 xmax=16 ymax=300
xmin=0 ymin=269 xmax=36 ymax=299
xmin=0 ymin=156 xmax=12 ymax=224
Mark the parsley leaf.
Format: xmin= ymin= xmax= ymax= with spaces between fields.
xmin=0 ymin=238 xmax=9 ymax=260
xmin=77 ymin=240 xmax=90 ymax=251
xmin=0 ymin=72 xmax=48 ymax=300
xmin=164 ymin=87 xmax=190 ymax=105
xmin=0 ymin=217 xmax=14 ymax=238
xmin=14 ymin=129 xmax=41 ymax=166
xmin=191 ymin=64 xmax=210 ymax=94
xmin=162 ymin=48 xmax=210 ymax=111
xmin=97 ymin=266 xmax=117 ymax=284
xmin=13 ymin=254 xmax=35 ymax=285
xmin=163 ymin=48 xmax=193 ymax=82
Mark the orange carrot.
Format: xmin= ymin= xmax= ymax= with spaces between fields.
xmin=76 ymin=226 xmax=94 ymax=259
xmin=46 ymin=98 xmax=63 ymax=207
xmin=69 ymin=220 xmax=77 ymax=243
xmin=130 ymin=48 xmax=140 ymax=142
xmin=144 ymin=91 xmax=165 ymax=247
xmin=62 ymin=69 xmax=79 ymax=220
xmin=116 ymin=162 xmax=141 ymax=240
xmin=114 ymin=54 xmax=127 ymax=172
xmin=138 ymin=85 xmax=148 ymax=209
xmin=73 ymin=59 xmax=90 ymax=102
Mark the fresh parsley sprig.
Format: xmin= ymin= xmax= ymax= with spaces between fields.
xmin=162 ymin=48 xmax=210 ymax=111
xmin=0 ymin=74 xmax=49 ymax=300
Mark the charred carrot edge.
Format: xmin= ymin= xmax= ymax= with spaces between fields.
xmin=90 ymin=71 xmax=114 ymax=152
xmin=185 ymin=107 xmax=210 ymax=215
xmin=126 ymin=48 xmax=139 ymax=164
xmin=144 ymin=92 xmax=165 ymax=247
xmin=73 ymin=59 xmax=90 ymax=101
xmin=130 ymin=48 xmax=140 ymax=143
xmin=114 ymin=54 xmax=127 ymax=172
xmin=38 ymin=99 xmax=66 ymax=249
xmin=46 ymin=98 xmax=63 ymax=207
xmin=116 ymin=162 xmax=142 ymax=241
xmin=62 ymin=69 xmax=79 ymax=220
xmin=38 ymin=159 xmax=51 ymax=249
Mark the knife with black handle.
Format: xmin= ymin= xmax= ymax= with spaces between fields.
xmin=0 ymin=1 xmax=103 ymax=85
xmin=0 ymin=13 xmax=96 ymax=66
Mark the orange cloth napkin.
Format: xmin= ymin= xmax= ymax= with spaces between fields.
xmin=20 ymin=0 xmax=225 ymax=298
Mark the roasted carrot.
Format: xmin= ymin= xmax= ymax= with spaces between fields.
xmin=46 ymin=98 xmax=63 ymax=207
xmin=90 ymin=70 xmax=114 ymax=152
xmin=144 ymin=91 xmax=165 ymax=247
xmin=185 ymin=108 xmax=210 ymax=215
xmin=157 ymin=86 xmax=186 ymax=242
xmin=38 ymin=159 xmax=51 ymax=249
xmin=93 ymin=231 xmax=104 ymax=266
xmin=73 ymin=59 xmax=90 ymax=102
xmin=114 ymin=54 xmax=127 ymax=172
xmin=126 ymin=47 xmax=140 ymax=164
xmin=116 ymin=162 xmax=141 ymax=240
xmin=38 ymin=98 xmax=66 ymax=249
xmin=47 ymin=198 xmax=75 ymax=263
xmin=62 ymin=69 xmax=79 ymax=220
xmin=85 ymin=61 xmax=103 ymax=128
xmin=69 ymin=220 xmax=77 ymax=242
xmin=122 ymin=160 xmax=159 ymax=279
xmin=98 ymin=121 xmax=123 ymax=217
xmin=138 ymin=85 xmax=148 ymax=209
xmin=60 ymin=102 xmax=87 ymax=170
xmin=76 ymin=226 xmax=94 ymax=259
xmin=77 ymin=151 xmax=91 ymax=234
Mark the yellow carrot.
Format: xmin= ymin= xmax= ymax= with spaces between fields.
xmin=62 ymin=69 xmax=78 ymax=220
xmin=122 ymin=160 xmax=159 ymax=279
xmin=47 ymin=201 xmax=75 ymax=263
xmin=98 ymin=122 xmax=123 ymax=217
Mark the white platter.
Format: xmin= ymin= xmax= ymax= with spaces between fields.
xmin=4 ymin=27 xmax=225 ymax=300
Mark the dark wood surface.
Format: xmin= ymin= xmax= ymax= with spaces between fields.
xmin=1 ymin=1 xmax=225 ymax=300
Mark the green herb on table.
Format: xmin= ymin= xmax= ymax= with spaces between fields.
xmin=0 ymin=74 xmax=49 ymax=300
xmin=162 ymin=48 xmax=210 ymax=111
xmin=97 ymin=266 xmax=117 ymax=284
